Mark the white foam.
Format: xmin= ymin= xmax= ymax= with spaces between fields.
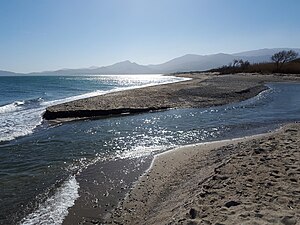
xmin=20 ymin=176 xmax=79 ymax=225
xmin=0 ymin=75 xmax=189 ymax=142
xmin=0 ymin=107 xmax=44 ymax=142
xmin=41 ymin=90 xmax=106 ymax=106
xmin=0 ymin=101 xmax=24 ymax=114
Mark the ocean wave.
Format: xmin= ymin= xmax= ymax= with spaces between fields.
xmin=25 ymin=97 xmax=44 ymax=105
xmin=0 ymin=97 xmax=45 ymax=115
xmin=41 ymin=90 xmax=106 ymax=106
xmin=20 ymin=176 xmax=79 ymax=225
xmin=0 ymin=107 xmax=44 ymax=142
xmin=0 ymin=101 xmax=25 ymax=114
xmin=1 ymin=75 xmax=189 ymax=142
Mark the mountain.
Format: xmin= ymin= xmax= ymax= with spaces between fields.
xmin=94 ymin=60 xmax=154 ymax=74
xmin=2 ymin=48 xmax=300 ymax=75
xmin=151 ymin=48 xmax=300 ymax=72
xmin=149 ymin=53 xmax=235 ymax=73
xmin=233 ymin=48 xmax=300 ymax=63
xmin=30 ymin=60 xmax=154 ymax=75
xmin=233 ymin=48 xmax=300 ymax=57
xmin=0 ymin=70 xmax=23 ymax=76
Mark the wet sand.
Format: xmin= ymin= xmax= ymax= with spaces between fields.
xmin=109 ymin=123 xmax=300 ymax=225
xmin=62 ymin=157 xmax=154 ymax=225
xmin=44 ymin=73 xmax=300 ymax=122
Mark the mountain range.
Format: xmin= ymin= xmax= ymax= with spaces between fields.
xmin=1 ymin=48 xmax=300 ymax=76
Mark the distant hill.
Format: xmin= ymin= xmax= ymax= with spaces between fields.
xmin=148 ymin=53 xmax=235 ymax=73
xmin=233 ymin=48 xmax=300 ymax=57
xmin=101 ymin=60 xmax=155 ymax=74
xmin=2 ymin=48 xmax=300 ymax=75
xmin=30 ymin=60 xmax=155 ymax=75
xmin=0 ymin=70 xmax=23 ymax=76
xmin=233 ymin=48 xmax=300 ymax=64
xmin=148 ymin=48 xmax=300 ymax=73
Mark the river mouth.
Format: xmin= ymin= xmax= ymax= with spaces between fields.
xmin=1 ymin=82 xmax=300 ymax=224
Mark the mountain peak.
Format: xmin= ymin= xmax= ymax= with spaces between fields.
xmin=115 ymin=60 xmax=134 ymax=65
xmin=3 ymin=47 xmax=299 ymax=76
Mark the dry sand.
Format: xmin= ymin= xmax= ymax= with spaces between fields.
xmin=44 ymin=73 xmax=300 ymax=121
xmin=108 ymin=123 xmax=300 ymax=225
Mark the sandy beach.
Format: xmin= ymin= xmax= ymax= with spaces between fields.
xmin=108 ymin=123 xmax=300 ymax=225
xmin=53 ymin=73 xmax=300 ymax=225
xmin=43 ymin=73 xmax=300 ymax=122
xmin=2 ymin=1 xmax=300 ymax=224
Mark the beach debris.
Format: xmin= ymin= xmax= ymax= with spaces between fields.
xmin=224 ymin=200 xmax=241 ymax=208
xmin=253 ymin=147 xmax=265 ymax=154
xmin=189 ymin=208 xmax=197 ymax=219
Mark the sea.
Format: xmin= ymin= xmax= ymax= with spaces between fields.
xmin=1 ymin=74 xmax=300 ymax=225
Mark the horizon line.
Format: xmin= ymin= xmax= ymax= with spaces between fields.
xmin=2 ymin=47 xmax=300 ymax=74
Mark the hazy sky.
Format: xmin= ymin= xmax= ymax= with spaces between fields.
xmin=0 ymin=0 xmax=299 ymax=73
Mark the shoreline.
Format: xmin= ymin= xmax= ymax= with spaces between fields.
xmin=61 ymin=126 xmax=276 ymax=225
xmin=57 ymin=73 xmax=300 ymax=225
xmin=43 ymin=74 xmax=190 ymax=123
xmin=108 ymin=122 xmax=300 ymax=224
xmin=43 ymin=73 xmax=291 ymax=122
xmin=107 ymin=130 xmax=274 ymax=224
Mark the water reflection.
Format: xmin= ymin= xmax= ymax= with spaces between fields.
xmin=2 ymin=82 xmax=300 ymax=224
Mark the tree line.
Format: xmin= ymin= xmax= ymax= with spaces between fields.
xmin=208 ymin=50 xmax=299 ymax=74
xmin=228 ymin=50 xmax=298 ymax=72
xmin=271 ymin=50 xmax=298 ymax=71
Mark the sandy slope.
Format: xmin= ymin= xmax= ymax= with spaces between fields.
xmin=109 ymin=123 xmax=300 ymax=225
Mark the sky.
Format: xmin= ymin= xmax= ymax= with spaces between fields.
xmin=0 ymin=0 xmax=299 ymax=73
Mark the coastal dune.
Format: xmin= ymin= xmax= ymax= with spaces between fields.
xmin=109 ymin=123 xmax=300 ymax=225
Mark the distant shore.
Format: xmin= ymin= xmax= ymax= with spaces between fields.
xmin=108 ymin=123 xmax=300 ymax=224
xmin=43 ymin=73 xmax=300 ymax=122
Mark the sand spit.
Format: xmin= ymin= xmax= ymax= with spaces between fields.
xmin=43 ymin=73 xmax=300 ymax=121
xmin=108 ymin=123 xmax=300 ymax=225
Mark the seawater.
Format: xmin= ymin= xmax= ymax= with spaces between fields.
xmin=0 ymin=74 xmax=186 ymax=225
xmin=1 ymin=77 xmax=300 ymax=225
xmin=0 ymin=75 xmax=185 ymax=142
